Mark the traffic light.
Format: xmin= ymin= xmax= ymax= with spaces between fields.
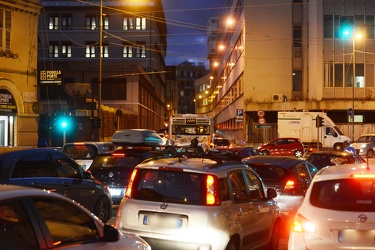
xmin=339 ymin=16 xmax=354 ymax=39
xmin=316 ymin=115 xmax=325 ymax=128
xmin=54 ymin=113 xmax=72 ymax=132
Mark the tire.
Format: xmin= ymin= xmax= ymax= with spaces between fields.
xmin=268 ymin=220 xmax=280 ymax=250
xmin=294 ymin=149 xmax=303 ymax=158
xmin=333 ymin=143 xmax=343 ymax=151
xmin=93 ymin=196 xmax=110 ymax=223
xmin=225 ymin=238 xmax=239 ymax=250
xmin=262 ymin=150 xmax=270 ymax=155
xmin=367 ymin=149 xmax=374 ymax=158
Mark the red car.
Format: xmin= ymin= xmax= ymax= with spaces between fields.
xmin=258 ymin=137 xmax=304 ymax=158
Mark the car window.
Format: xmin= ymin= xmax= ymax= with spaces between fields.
xmin=248 ymin=164 xmax=289 ymax=181
xmin=63 ymin=145 xmax=97 ymax=160
xmin=91 ymin=155 xmax=142 ymax=169
xmin=244 ymin=170 xmax=264 ymax=200
xmin=310 ymin=178 xmax=375 ymax=212
xmin=0 ymin=200 xmax=38 ymax=249
xmin=219 ymin=177 xmax=230 ymax=201
xmin=50 ymin=151 xmax=81 ymax=178
xmin=131 ymin=169 xmax=203 ymax=205
xmin=33 ymin=198 xmax=99 ymax=247
xmin=228 ymin=170 xmax=249 ymax=203
xmin=296 ymin=164 xmax=310 ymax=181
xmin=306 ymin=162 xmax=318 ymax=178
xmin=11 ymin=152 xmax=55 ymax=178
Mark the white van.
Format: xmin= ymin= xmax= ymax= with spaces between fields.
xmin=62 ymin=141 xmax=116 ymax=170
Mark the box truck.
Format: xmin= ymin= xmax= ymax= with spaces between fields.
xmin=278 ymin=111 xmax=351 ymax=151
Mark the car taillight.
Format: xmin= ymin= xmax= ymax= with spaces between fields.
xmin=112 ymin=152 xmax=125 ymax=158
xmin=206 ymin=175 xmax=221 ymax=206
xmin=284 ymin=180 xmax=295 ymax=190
xmin=125 ymin=169 xmax=137 ymax=198
xmin=292 ymin=214 xmax=316 ymax=233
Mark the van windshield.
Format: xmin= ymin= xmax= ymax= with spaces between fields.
xmin=333 ymin=126 xmax=344 ymax=135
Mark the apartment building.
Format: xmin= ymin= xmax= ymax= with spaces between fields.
xmin=0 ymin=0 xmax=41 ymax=146
xmin=200 ymin=0 xmax=375 ymax=145
xmin=37 ymin=0 xmax=167 ymax=145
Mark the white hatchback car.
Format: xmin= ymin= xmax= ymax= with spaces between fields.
xmin=113 ymin=150 xmax=281 ymax=250
xmin=289 ymin=163 xmax=375 ymax=250
xmin=0 ymin=184 xmax=150 ymax=250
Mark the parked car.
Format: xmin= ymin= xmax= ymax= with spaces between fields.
xmin=288 ymin=163 xmax=375 ymax=250
xmin=306 ymin=150 xmax=366 ymax=170
xmin=62 ymin=141 xmax=116 ymax=170
xmin=89 ymin=147 xmax=153 ymax=204
xmin=212 ymin=137 xmax=231 ymax=147
xmin=350 ymin=133 xmax=375 ymax=158
xmin=0 ymin=147 xmax=112 ymax=222
xmin=0 ymin=184 xmax=150 ymax=250
xmin=258 ymin=137 xmax=305 ymax=158
xmin=113 ymin=151 xmax=281 ymax=250
xmin=242 ymin=156 xmax=318 ymax=233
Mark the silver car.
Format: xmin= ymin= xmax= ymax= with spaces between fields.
xmin=350 ymin=134 xmax=375 ymax=158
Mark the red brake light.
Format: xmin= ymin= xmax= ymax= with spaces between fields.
xmin=206 ymin=175 xmax=221 ymax=206
xmin=125 ymin=169 xmax=137 ymax=198
xmin=112 ymin=152 xmax=125 ymax=158
xmin=285 ymin=180 xmax=295 ymax=190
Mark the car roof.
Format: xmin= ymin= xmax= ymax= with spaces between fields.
xmin=313 ymin=163 xmax=374 ymax=182
xmin=0 ymin=184 xmax=72 ymax=200
xmin=308 ymin=151 xmax=357 ymax=157
xmin=0 ymin=147 xmax=62 ymax=155
xmin=243 ymin=155 xmax=305 ymax=169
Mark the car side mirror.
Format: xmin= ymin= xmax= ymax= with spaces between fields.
xmin=267 ymin=188 xmax=277 ymax=199
xmin=103 ymin=224 xmax=120 ymax=242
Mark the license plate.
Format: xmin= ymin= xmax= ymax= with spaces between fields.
xmin=142 ymin=215 xmax=183 ymax=229
xmin=338 ymin=230 xmax=375 ymax=245
xmin=108 ymin=188 xmax=122 ymax=196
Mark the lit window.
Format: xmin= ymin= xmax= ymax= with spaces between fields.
xmin=123 ymin=43 xmax=133 ymax=58
xmin=49 ymin=15 xmax=59 ymax=30
xmin=135 ymin=17 xmax=146 ymax=30
xmin=86 ymin=15 xmax=96 ymax=30
xmin=61 ymin=42 xmax=72 ymax=58
xmin=49 ymin=42 xmax=59 ymax=58
xmin=85 ymin=42 xmax=95 ymax=57
xmin=123 ymin=16 xmax=134 ymax=30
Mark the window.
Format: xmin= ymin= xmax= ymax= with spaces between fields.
xmin=51 ymin=152 xmax=80 ymax=178
xmin=101 ymin=42 xmax=109 ymax=58
xmin=103 ymin=15 xmax=109 ymax=30
xmin=0 ymin=200 xmax=38 ymax=249
xmin=49 ymin=15 xmax=59 ymax=30
xmin=135 ymin=17 xmax=146 ymax=30
xmin=33 ymin=198 xmax=99 ymax=247
xmin=49 ymin=42 xmax=59 ymax=58
xmin=11 ymin=152 xmax=53 ymax=178
xmin=0 ymin=9 xmax=11 ymax=50
xmin=85 ymin=42 xmax=95 ymax=58
xmin=123 ymin=43 xmax=133 ymax=57
xmin=123 ymin=16 xmax=134 ymax=30
xmin=61 ymin=42 xmax=72 ymax=58
xmin=85 ymin=15 xmax=97 ymax=30
xmin=61 ymin=15 xmax=72 ymax=30
xmin=244 ymin=170 xmax=264 ymax=200
xmin=135 ymin=42 xmax=146 ymax=58
xmin=228 ymin=170 xmax=249 ymax=202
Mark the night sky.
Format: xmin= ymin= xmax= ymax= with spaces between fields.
xmin=161 ymin=1 xmax=227 ymax=68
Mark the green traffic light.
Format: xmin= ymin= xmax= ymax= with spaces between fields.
xmin=61 ymin=121 xmax=67 ymax=128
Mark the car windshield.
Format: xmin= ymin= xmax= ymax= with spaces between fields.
xmin=310 ymin=178 xmax=375 ymax=211
xmin=247 ymin=164 xmax=289 ymax=181
xmin=131 ymin=169 xmax=204 ymax=205
xmin=90 ymin=155 xmax=142 ymax=168
xmin=63 ymin=145 xmax=97 ymax=160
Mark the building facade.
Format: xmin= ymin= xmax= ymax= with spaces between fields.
xmin=198 ymin=0 xmax=375 ymax=145
xmin=0 ymin=0 xmax=41 ymax=146
xmin=38 ymin=0 xmax=167 ymax=145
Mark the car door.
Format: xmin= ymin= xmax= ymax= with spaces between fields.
xmin=227 ymin=169 xmax=267 ymax=249
xmin=49 ymin=151 xmax=98 ymax=211
xmin=9 ymin=152 xmax=61 ymax=192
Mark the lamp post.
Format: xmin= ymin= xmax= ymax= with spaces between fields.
xmin=98 ymin=0 xmax=103 ymax=141
xmin=352 ymin=33 xmax=355 ymax=142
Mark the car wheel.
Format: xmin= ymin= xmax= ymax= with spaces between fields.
xmin=268 ymin=220 xmax=280 ymax=250
xmin=94 ymin=196 xmax=110 ymax=223
xmin=333 ymin=143 xmax=343 ymax=151
xmin=367 ymin=149 xmax=374 ymax=158
xmin=225 ymin=238 xmax=239 ymax=250
xmin=262 ymin=150 xmax=269 ymax=155
xmin=294 ymin=150 xmax=303 ymax=158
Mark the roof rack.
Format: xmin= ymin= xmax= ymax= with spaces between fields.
xmin=149 ymin=147 xmax=242 ymax=163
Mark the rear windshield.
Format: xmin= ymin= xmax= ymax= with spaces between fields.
xmin=310 ymin=178 xmax=375 ymax=211
xmin=131 ymin=169 xmax=204 ymax=205
xmin=63 ymin=145 xmax=98 ymax=160
xmin=90 ymin=155 xmax=145 ymax=169
xmin=247 ymin=164 xmax=289 ymax=181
